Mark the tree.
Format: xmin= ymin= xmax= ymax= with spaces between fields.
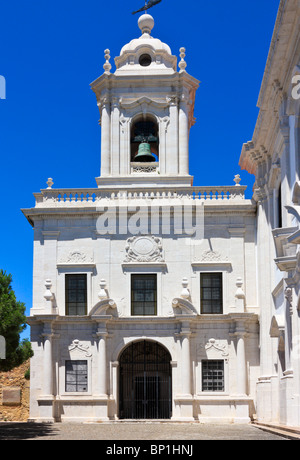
xmin=0 ymin=270 xmax=33 ymax=371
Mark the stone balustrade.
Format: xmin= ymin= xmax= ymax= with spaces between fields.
xmin=34 ymin=185 xmax=247 ymax=208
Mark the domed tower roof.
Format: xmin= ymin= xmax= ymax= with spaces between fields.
xmin=114 ymin=13 xmax=177 ymax=75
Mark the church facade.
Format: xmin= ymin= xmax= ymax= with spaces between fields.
xmin=23 ymin=0 xmax=300 ymax=427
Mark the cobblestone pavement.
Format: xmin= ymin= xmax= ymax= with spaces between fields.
xmin=0 ymin=422 xmax=289 ymax=441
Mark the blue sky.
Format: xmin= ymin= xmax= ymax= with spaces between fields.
xmin=0 ymin=0 xmax=280 ymax=339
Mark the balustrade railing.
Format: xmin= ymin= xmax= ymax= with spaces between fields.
xmin=34 ymin=184 xmax=247 ymax=208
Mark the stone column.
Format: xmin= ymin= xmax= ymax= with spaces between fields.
xmin=111 ymin=361 xmax=119 ymax=420
xmin=168 ymin=96 xmax=179 ymax=175
xmin=180 ymin=321 xmax=192 ymax=396
xmin=279 ymin=116 xmax=291 ymax=227
xmin=231 ymin=319 xmax=251 ymax=423
xmin=120 ymin=117 xmax=130 ymax=176
xmin=42 ymin=322 xmax=54 ymax=396
xmin=256 ymin=191 xmax=274 ymax=379
xmin=236 ymin=331 xmax=247 ymax=396
xmin=179 ymin=95 xmax=189 ymax=175
xmin=158 ymin=116 xmax=169 ymax=175
xmin=111 ymin=98 xmax=120 ymax=176
xmin=100 ymin=97 xmax=111 ymax=177
xmin=177 ymin=320 xmax=194 ymax=421
xmin=284 ymin=285 xmax=293 ymax=375
xmin=95 ymin=321 xmax=109 ymax=421
xmin=97 ymin=330 xmax=108 ymax=397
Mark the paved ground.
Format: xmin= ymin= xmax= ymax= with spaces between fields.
xmin=0 ymin=422 xmax=289 ymax=441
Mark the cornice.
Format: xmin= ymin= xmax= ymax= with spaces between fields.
xmin=22 ymin=202 xmax=256 ymax=226
xmin=257 ymin=0 xmax=297 ymax=109
xmin=91 ymin=71 xmax=199 ymax=94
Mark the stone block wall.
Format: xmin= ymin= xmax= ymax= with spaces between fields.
xmin=0 ymin=360 xmax=30 ymax=422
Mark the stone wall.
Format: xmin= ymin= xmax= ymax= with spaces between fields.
xmin=0 ymin=360 xmax=30 ymax=422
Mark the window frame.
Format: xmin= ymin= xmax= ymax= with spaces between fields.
xmin=65 ymin=273 xmax=88 ymax=316
xmin=65 ymin=360 xmax=88 ymax=393
xmin=201 ymin=360 xmax=225 ymax=392
xmin=56 ymin=264 xmax=95 ymax=316
xmin=200 ymin=272 xmax=223 ymax=314
xmin=277 ymin=183 xmax=283 ymax=229
xmin=131 ymin=273 xmax=158 ymax=316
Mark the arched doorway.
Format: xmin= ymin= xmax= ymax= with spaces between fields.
xmin=119 ymin=340 xmax=172 ymax=419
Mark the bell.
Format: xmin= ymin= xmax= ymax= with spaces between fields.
xmin=134 ymin=142 xmax=156 ymax=163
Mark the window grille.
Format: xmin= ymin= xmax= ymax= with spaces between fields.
xmin=131 ymin=274 xmax=157 ymax=316
xmin=202 ymin=360 xmax=224 ymax=392
xmin=200 ymin=273 xmax=223 ymax=314
xmin=65 ymin=360 xmax=88 ymax=393
xmin=65 ymin=274 xmax=87 ymax=316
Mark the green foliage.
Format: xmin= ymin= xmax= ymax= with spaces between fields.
xmin=24 ymin=367 xmax=30 ymax=380
xmin=0 ymin=270 xmax=33 ymax=371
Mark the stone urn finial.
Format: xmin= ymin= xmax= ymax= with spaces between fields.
xmin=98 ymin=279 xmax=108 ymax=300
xmin=44 ymin=279 xmax=53 ymax=301
xmin=234 ymin=174 xmax=242 ymax=186
xmin=181 ymin=278 xmax=190 ymax=299
xmin=103 ymin=49 xmax=112 ymax=74
xmin=179 ymin=47 xmax=187 ymax=72
xmin=46 ymin=178 xmax=54 ymax=189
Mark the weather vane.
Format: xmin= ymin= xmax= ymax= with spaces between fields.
xmin=132 ymin=0 xmax=162 ymax=15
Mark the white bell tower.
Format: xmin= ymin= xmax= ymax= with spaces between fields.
xmin=91 ymin=13 xmax=199 ymax=188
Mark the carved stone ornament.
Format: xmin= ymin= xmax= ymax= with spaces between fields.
xmin=124 ymin=236 xmax=164 ymax=263
xmin=58 ymin=250 xmax=94 ymax=265
xmin=196 ymin=338 xmax=229 ymax=360
xmin=201 ymin=250 xmax=228 ymax=262
xmin=90 ymin=299 xmax=117 ymax=317
xmin=285 ymin=286 xmax=294 ymax=315
xmin=285 ymin=286 xmax=293 ymax=303
xmin=68 ymin=340 xmax=92 ymax=357
xmin=205 ymin=338 xmax=229 ymax=358
xmin=172 ymin=298 xmax=197 ymax=316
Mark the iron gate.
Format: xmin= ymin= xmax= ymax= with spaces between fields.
xmin=119 ymin=341 xmax=172 ymax=419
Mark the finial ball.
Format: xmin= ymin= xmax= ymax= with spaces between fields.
xmin=138 ymin=13 xmax=155 ymax=35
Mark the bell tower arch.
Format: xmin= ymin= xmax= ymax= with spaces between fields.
xmin=130 ymin=114 xmax=159 ymax=163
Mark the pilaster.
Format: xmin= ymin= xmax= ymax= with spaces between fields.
xmin=100 ymin=96 xmax=111 ymax=177
xmin=111 ymin=98 xmax=120 ymax=176
xmin=167 ymin=96 xmax=179 ymax=175
xmin=38 ymin=318 xmax=57 ymax=423
xmin=94 ymin=320 xmax=110 ymax=421
xmin=179 ymin=93 xmax=189 ymax=175
xmin=174 ymin=319 xmax=194 ymax=421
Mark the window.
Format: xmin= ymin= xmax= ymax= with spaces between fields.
xmin=65 ymin=274 xmax=87 ymax=316
xmin=65 ymin=360 xmax=88 ymax=392
xmin=202 ymin=360 xmax=224 ymax=392
xmin=131 ymin=274 xmax=157 ymax=316
xmin=277 ymin=184 xmax=282 ymax=228
xmin=200 ymin=273 xmax=223 ymax=314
